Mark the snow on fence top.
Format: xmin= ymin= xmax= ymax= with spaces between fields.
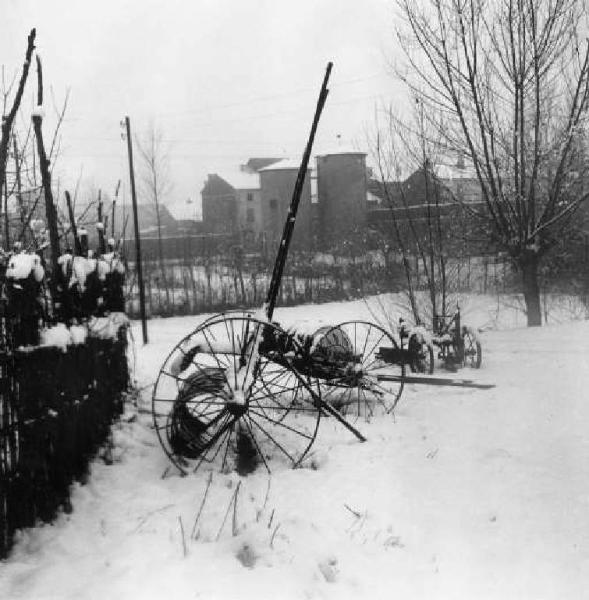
xmin=30 ymin=314 xmax=128 ymax=352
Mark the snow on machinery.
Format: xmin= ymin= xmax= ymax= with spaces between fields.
xmin=396 ymin=308 xmax=483 ymax=375
xmin=152 ymin=63 xmax=494 ymax=476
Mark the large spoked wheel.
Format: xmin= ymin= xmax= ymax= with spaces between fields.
xmin=462 ymin=327 xmax=482 ymax=368
xmin=313 ymin=320 xmax=406 ymax=417
xmin=152 ymin=314 xmax=322 ymax=475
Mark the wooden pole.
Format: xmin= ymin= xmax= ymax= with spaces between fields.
xmin=13 ymin=136 xmax=25 ymax=236
xmin=97 ymin=190 xmax=106 ymax=254
xmin=32 ymin=54 xmax=60 ymax=275
xmin=0 ymin=29 xmax=35 ymax=204
xmin=65 ymin=191 xmax=81 ymax=255
xmin=125 ymin=116 xmax=148 ymax=344
xmin=3 ymin=170 xmax=8 ymax=251
xmin=264 ymin=62 xmax=332 ymax=321
xmin=111 ymin=179 xmax=121 ymax=238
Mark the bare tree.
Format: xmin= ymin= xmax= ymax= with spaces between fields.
xmin=396 ymin=0 xmax=589 ymax=325
xmin=369 ymin=97 xmax=475 ymax=328
xmin=136 ymin=123 xmax=171 ymax=306
xmin=0 ymin=29 xmax=36 ymax=225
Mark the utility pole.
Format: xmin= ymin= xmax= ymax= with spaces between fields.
xmin=124 ymin=116 xmax=148 ymax=344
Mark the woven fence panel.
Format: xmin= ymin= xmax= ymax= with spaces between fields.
xmin=0 ymin=329 xmax=129 ymax=559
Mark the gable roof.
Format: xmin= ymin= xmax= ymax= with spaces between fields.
xmin=222 ymin=169 xmax=260 ymax=190
xmin=244 ymin=157 xmax=282 ymax=172
xmin=259 ymin=158 xmax=304 ymax=171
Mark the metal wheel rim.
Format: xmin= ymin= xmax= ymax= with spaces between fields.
xmin=315 ymin=320 xmax=405 ymax=417
xmin=152 ymin=314 xmax=322 ymax=474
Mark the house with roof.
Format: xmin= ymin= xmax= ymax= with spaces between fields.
xmin=366 ymin=157 xmax=490 ymax=254
xmin=201 ymin=158 xmax=282 ymax=245
xmin=258 ymin=158 xmax=313 ymax=253
xmin=201 ymin=150 xmax=372 ymax=252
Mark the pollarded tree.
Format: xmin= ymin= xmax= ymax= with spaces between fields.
xmin=397 ymin=0 xmax=589 ymax=325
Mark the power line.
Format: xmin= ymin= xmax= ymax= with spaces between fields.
xmin=59 ymin=72 xmax=391 ymax=124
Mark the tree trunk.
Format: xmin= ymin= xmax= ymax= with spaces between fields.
xmin=520 ymin=250 xmax=542 ymax=326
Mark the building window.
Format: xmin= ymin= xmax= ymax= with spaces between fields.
xmin=246 ymin=208 xmax=255 ymax=222
xmin=269 ymin=198 xmax=278 ymax=209
xmin=247 ymin=192 xmax=254 ymax=202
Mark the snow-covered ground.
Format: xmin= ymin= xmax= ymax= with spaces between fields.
xmin=1 ymin=295 xmax=589 ymax=599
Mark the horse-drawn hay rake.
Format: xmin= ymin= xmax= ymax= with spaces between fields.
xmin=152 ymin=63 xmax=493 ymax=475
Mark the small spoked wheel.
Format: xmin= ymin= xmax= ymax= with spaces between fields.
xmin=462 ymin=327 xmax=482 ymax=368
xmin=313 ymin=320 xmax=405 ymax=417
xmin=152 ymin=314 xmax=321 ymax=475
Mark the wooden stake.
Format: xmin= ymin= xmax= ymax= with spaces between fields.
xmin=32 ymin=54 xmax=60 ymax=275
xmin=124 ymin=116 xmax=148 ymax=344
xmin=65 ymin=191 xmax=81 ymax=255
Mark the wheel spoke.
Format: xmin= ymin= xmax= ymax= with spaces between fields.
xmin=241 ymin=416 xmax=271 ymax=473
xmin=248 ymin=408 xmax=314 ymax=440
xmin=246 ymin=414 xmax=297 ymax=463
xmin=153 ymin=315 xmax=322 ymax=474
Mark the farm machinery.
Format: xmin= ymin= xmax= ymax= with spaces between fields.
xmin=152 ymin=63 xmax=493 ymax=475
xmin=398 ymin=308 xmax=482 ymax=375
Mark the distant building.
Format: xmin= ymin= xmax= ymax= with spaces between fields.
xmin=258 ymin=158 xmax=313 ymax=254
xmin=201 ymin=158 xmax=282 ymax=244
xmin=366 ymin=159 xmax=489 ymax=254
xmin=316 ymin=150 xmax=368 ymax=248
xmin=200 ymin=152 xmax=493 ymax=255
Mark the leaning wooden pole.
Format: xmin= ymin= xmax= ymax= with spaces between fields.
xmin=125 ymin=116 xmax=148 ymax=344
xmin=32 ymin=54 xmax=60 ymax=275
xmin=264 ymin=62 xmax=332 ymax=321
xmin=0 ymin=29 xmax=35 ymax=203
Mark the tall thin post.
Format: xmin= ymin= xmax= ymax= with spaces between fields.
xmin=264 ymin=62 xmax=332 ymax=321
xmin=3 ymin=170 xmax=8 ymax=251
xmin=65 ymin=191 xmax=81 ymax=255
xmin=32 ymin=55 xmax=60 ymax=276
xmin=13 ymin=136 xmax=25 ymax=236
xmin=97 ymin=189 xmax=106 ymax=254
xmin=125 ymin=116 xmax=148 ymax=344
xmin=111 ymin=179 xmax=121 ymax=238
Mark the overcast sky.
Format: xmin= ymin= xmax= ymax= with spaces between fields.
xmin=2 ymin=0 xmax=404 ymax=218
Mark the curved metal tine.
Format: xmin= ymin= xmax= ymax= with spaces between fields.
xmin=248 ymin=380 xmax=293 ymax=418
xmin=152 ymin=395 xmax=227 ymax=406
xmin=191 ymin=413 xmax=236 ymax=473
xmin=190 ymin=401 xmax=227 ymax=421
xmin=251 ymin=360 xmax=303 ymax=407
xmin=255 ymin=362 xmax=295 ymax=393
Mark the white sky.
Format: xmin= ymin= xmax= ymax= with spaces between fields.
xmin=1 ymin=0 xmax=404 ymax=219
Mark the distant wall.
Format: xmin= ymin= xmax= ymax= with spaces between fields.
xmin=317 ymin=153 xmax=367 ymax=247
xmin=259 ymin=168 xmax=312 ymax=254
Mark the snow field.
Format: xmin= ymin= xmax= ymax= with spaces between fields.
xmin=1 ymin=295 xmax=589 ymax=599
